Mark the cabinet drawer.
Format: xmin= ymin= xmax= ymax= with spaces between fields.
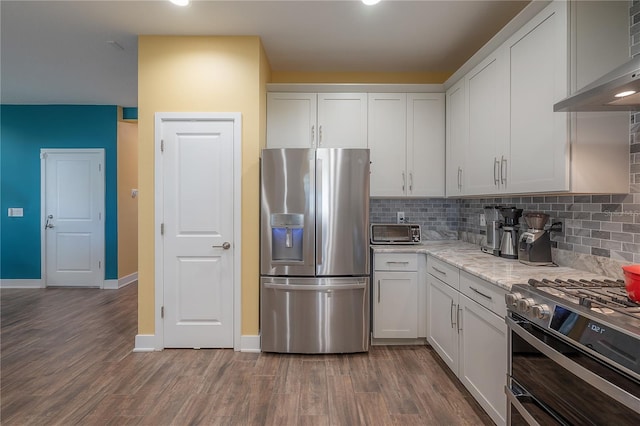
xmin=427 ymin=256 xmax=459 ymax=290
xmin=460 ymin=271 xmax=506 ymax=317
xmin=374 ymin=253 xmax=418 ymax=271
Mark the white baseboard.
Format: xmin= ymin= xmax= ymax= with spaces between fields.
xmin=240 ymin=334 xmax=261 ymax=353
xmin=0 ymin=279 xmax=44 ymax=289
xmin=133 ymin=334 xmax=159 ymax=352
xmin=134 ymin=333 xmax=258 ymax=352
xmin=104 ymin=272 xmax=138 ymax=290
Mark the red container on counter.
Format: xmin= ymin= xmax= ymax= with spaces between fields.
xmin=622 ymin=264 xmax=640 ymax=303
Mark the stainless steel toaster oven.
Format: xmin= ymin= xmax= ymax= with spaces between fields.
xmin=370 ymin=223 xmax=421 ymax=245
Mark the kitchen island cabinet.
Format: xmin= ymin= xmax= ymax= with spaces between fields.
xmin=266 ymin=92 xmax=367 ymax=149
xmin=368 ymin=93 xmax=444 ymax=197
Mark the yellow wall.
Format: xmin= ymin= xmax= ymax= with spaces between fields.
xmin=270 ymin=71 xmax=451 ymax=84
xmin=117 ymin=115 xmax=139 ymax=279
xmin=137 ymin=36 xmax=269 ymax=336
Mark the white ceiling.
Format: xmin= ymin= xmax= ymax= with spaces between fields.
xmin=0 ymin=0 xmax=529 ymax=107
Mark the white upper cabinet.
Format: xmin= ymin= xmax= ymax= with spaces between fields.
xmin=266 ymin=93 xmax=317 ymax=148
xmin=369 ymin=92 xmax=445 ymax=197
xmin=463 ymin=51 xmax=509 ymax=196
xmin=506 ymin=1 xmax=569 ymax=193
xmin=407 ymin=93 xmax=445 ymax=197
xmin=446 ymin=79 xmax=467 ymax=196
xmin=317 ymin=93 xmax=368 ymax=148
xmin=266 ymin=92 xmax=367 ymax=149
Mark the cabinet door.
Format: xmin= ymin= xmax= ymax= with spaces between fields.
xmin=427 ymin=274 xmax=459 ymax=373
xmin=266 ymin=93 xmax=317 ymax=148
xmin=458 ymin=295 xmax=507 ymax=426
xmin=373 ymin=271 xmax=418 ymax=339
xmin=464 ymin=51 xmax=508 ymax=196
xmin=317 ymin=93 xmax=368 ymax=148
xmin=368 ymin=93 xmax=407 ymax=197
xmin=507 ymin=1 xmax=568 ymax=193
xmin=407 ymin=93 xmax=445 ymax=197
xmin=446 ymin=80 xmax=466 ymax=196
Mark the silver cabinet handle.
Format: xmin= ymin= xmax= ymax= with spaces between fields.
xmin=45 ymin=214 xmax=54 ymax=229
xmin=386 ymin=261 xmax=410 ymax=265
xmin=402 ymin=172 xmax=405 ymax=192
xmin=409 ymin=172 xmax=413 ymax=192
xmin=501 ymin=155 xmax=507 ymax=185
xmin=432 ymin=266 xmax=447 ymax=276
xmin=378 ymin=280 xmax=381 ymax=304
xmin=212 ymin=242 xmax=231 ymax=250
xmin=311 ymin=125 xmax=315 ymax=146
xmin=493 ymin=157 xmax=500 ymax=185
xmin=319 ymin=125 xmax=323 ymax=145
xmin=457 ymin=306 xmax=462 ymax=333
xmin=457 ymin=167 xmax=462 ymax=191
xmin=450 ymin=300 xmax=456 ymax=328
xmin=470 ymin=286 xmax=493 ymax=300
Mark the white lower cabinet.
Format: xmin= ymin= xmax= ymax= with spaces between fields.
xmin=427 ymin=257 xmax=507 ymax=426
xmin=372 ymin=253 xmax=418 ymax=339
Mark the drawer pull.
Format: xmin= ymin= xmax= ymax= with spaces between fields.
xmin=386 ymin=261 xmax=410 ymax=265
xmin=378 ymin=280 xmax=381 ymax=303
xmin=470 ymin=286 xmax=493 ymax=300
xmin=432 ymin=266 xmax=447 ymax=276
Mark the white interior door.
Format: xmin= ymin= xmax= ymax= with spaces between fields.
xmin=42 ymin=149 xmax=105 ymax=287
xmin=161 ymin=118 xmax=235 ymax=348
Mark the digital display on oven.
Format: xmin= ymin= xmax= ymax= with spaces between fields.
xmin=550 ymin=306 xmax=602 ymax=341
xmin=549 ymin=306 xmax=640 ymax=375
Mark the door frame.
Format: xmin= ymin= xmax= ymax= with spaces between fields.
xmin=154 ymin=112 xmax=242 ymax=351
xmin=40 ymin=148 xmax=106 ymax=288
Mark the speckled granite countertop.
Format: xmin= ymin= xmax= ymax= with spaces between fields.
xmin=371 ymin=240 xmax=619 ymax=291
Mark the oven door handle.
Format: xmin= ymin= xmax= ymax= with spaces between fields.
xmin=505 ymin=385 xmax=571 ymax=426
xmin=507 ymin=316 xmax=640 ymax=412
xmin=505 ymin=385 xmax=542 ymax=426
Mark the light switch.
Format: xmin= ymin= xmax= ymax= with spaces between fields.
xmin=8 ymin=208 xmax=24 ymax=217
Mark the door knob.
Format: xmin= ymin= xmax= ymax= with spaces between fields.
xmin=45 ymin=215 xmax=55 ymax=229
xmin=213 ymin=242 xmax=231 ymax=250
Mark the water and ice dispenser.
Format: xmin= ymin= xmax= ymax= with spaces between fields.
xmin=270 ymin=213 xmax=304 ymax=262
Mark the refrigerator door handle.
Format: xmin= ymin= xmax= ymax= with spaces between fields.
xmin=316 ymin=157 xmax=323 ymax=266
xmin=263 ymin=282 xmax=367 ymax=291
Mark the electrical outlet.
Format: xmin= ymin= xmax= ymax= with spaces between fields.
xmin=397 ymin=211 xmax=405 ymax=224
xmin=480 ymin=213 xmax=486 ymax=227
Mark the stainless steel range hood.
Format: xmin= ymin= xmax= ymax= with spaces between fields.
xmin=554 ymin=56 xmax=640 ymax=112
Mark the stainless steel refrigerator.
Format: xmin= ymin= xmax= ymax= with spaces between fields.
xmin=260 ymin=148 xmax=370 ymax=353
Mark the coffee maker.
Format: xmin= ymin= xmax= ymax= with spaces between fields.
xmin=518 ymin=212 xmax=554 ymax=266
xmin=481 ymin=205 xmax=502 ymax=256
xmin=499 ymin=207 xmax=523 ymax=259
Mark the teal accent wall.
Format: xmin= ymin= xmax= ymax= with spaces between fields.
xmin=0 ymin=105 xmax=118 ymax=280
xmin=122 ymin=107 xmax=138 ymax=120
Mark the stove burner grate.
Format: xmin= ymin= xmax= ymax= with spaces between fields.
xmin=526 ymin=277 xmax=640 ymax=319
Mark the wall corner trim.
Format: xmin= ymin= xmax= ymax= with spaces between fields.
xmin=240 ymin=335 xmax=261 ymax=353
xmin=133 ymin=334 xmax=159 ymax=352
xmin=0 ymin=279 xmax=44 ymax=289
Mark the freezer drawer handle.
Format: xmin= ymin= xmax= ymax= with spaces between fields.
xmin=263 ymin=282 xmax=366 ymax=291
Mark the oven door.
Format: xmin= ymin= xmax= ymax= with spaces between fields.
xmin=507 ymin=314 xmax=640 ymax=425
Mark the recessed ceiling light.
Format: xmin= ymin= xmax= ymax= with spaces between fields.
xmin=170 ymin=0 xmax=190 ymax=6
xmin=614 ymin=90 xmax=636 ymax=98
xmin=362 ymin=0 xmax=381 ymax=5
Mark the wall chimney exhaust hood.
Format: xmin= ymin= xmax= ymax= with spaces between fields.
xmin=554 ymin=56 xmax=640 ymax=112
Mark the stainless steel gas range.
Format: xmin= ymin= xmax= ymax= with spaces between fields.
xmin=505 ymin=277 xmax=640 ymax=425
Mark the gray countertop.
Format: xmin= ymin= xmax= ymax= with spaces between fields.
xmin=371 ymin=240 xmax=618 ymax=291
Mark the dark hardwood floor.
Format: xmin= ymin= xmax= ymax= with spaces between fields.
xmin=1 ymin=284 xmax=493 ymax=425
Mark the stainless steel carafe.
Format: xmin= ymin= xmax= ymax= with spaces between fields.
xmin=481 ymin=206 xmax=502 ymax=256
xmin=499 ymin=207 xmax=523 ymax=259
